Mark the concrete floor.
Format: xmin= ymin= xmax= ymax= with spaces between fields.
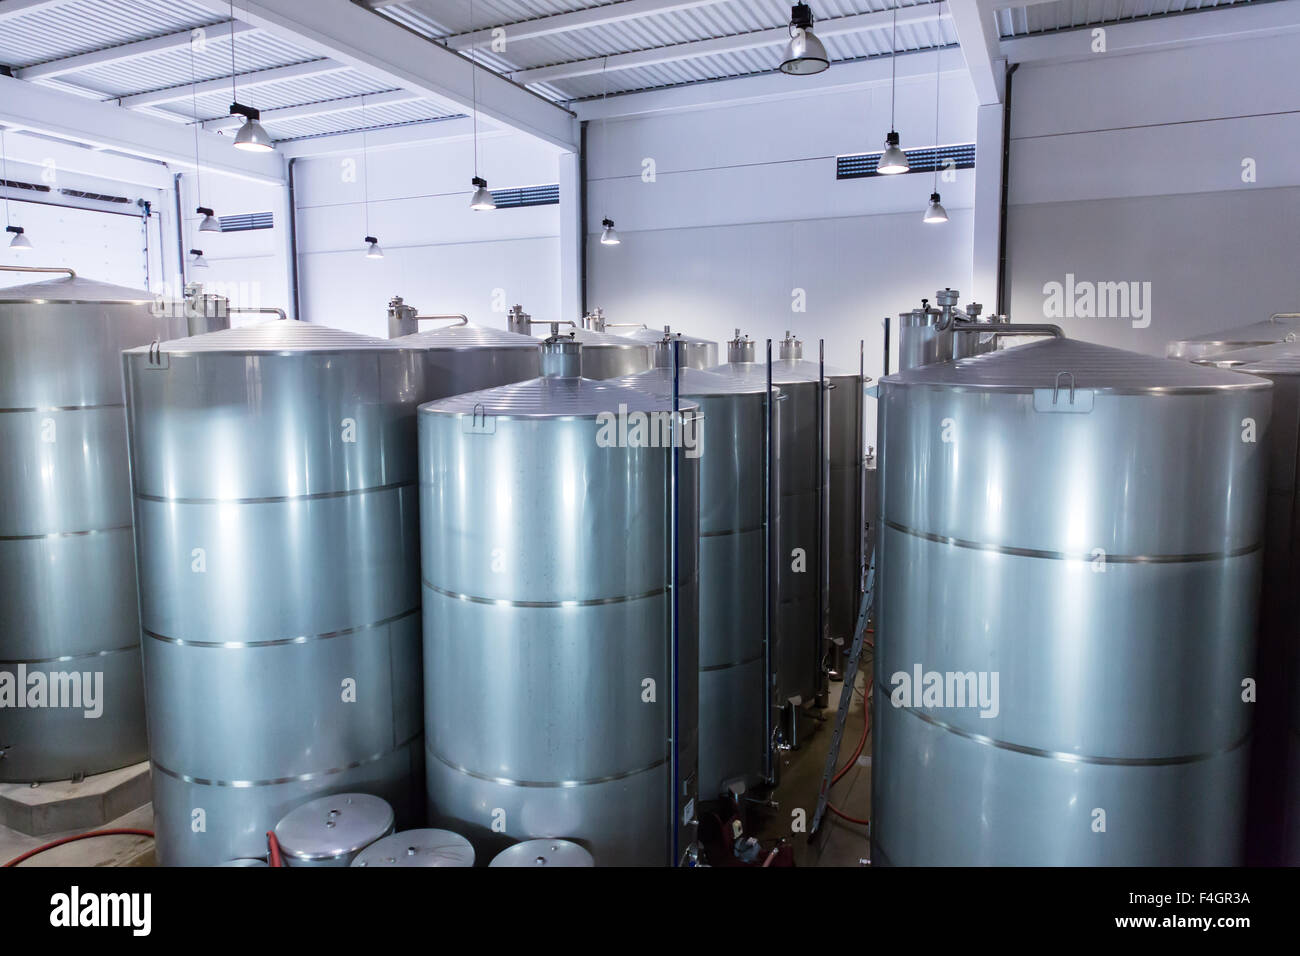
xmin=1 ymin=661 xmax=873 ymax=868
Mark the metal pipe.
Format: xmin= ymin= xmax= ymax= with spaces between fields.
xmin=997 ymin=63 xmax=1019 ymax=317
xmin=763 ymin=338 xmax=774 ymax=784
xmin=1269 ymin=313 xmax=1300 ymax=322
xmin=413 ymin=313 xmax=469 ymax=326
xmin=172 ymin=172 xmax=186 ymax=288
xmin=883 ymin=316 xmax=891 ymax=378
xmin=669 ymin=336 xmax=682 ymax=867
xmin=0 ymin=264 xmax=76 ymax=278
xmin=287 ymin=157 xmax=301 ymax=323
xmin=228 ymin=306 xmax=289 ymax=321
xmin=817 ymin=339 xmax=828 ymax=704
xmin=952 ymin=320 xmax=1064 ymax=339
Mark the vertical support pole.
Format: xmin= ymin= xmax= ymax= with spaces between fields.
xmin=669 ymin=337 xmax=681 ymax=867
xmin=763 ymin=337 xmax=774 ymax=784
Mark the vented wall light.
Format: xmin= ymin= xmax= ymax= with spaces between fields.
xmin=779 ymin=4 xmax=829 ymax=76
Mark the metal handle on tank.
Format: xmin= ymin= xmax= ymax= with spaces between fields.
xmin=0 ymin=264 xmax=76 ymax=278
xmin=1052 ymin=371 xmax=1077 ymax=406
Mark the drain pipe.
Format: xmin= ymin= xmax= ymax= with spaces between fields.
xmin=287 ymin=158 xmax=302 ymax=323
xmin=172 ymin=172 xmax=187 ymax=287
xmin=996 ymin=63 xmax=1019 ymax=317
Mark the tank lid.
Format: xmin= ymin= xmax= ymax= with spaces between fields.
xmin=489 ymin=839 xmax=595 ymax=867
xmin=421 ymin=373 xmax=698 ymax=419
xmin=1211 ymin=341 xmax=1300 ymax=375
xmin=890 ymin=337 xmax=1271 ymax=393
xmin=609 ymin=366 xmax=775 ymax=397
xmin=1166 ymin=315 xmax=1300 ymax=360
xmin=707 ymin=359 xmax=847 ymax=387
xmin=623 ymin=325 xmax=716 ymax=349
xmin=0 ymin=274 xmax=155 ymax=305
xmin=128 ymin=318 xmax=397 ymax=355
xmin=774 ymin=358 xmax=865 ymax=382
xmin=351 ymin=829 xmax=475 ymax=868
xmin=397 ymin=323 xmax=538 ymax=350
xmin=570 ymin=326 xmax=651 ymax=349
xmin=274 ymin=793 xmax=394 ymax=862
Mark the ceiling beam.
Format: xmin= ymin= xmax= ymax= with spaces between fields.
xmin=443 ymin=0 xmax=732 ymax=51
xmin=1001 ymin=0 xmax=1300 ymax=64
xmin=201 ymin=89 xmax=424 ymax=131
xmin=190 ymin=0 xmax=577 ymax=151
xmin=114 ymin=59 xmax=348 ymax=109
xmin=18 ymin=22 xmax=257 ymax=81
xmin=510 ymin=4 xmax=950 ymax=86
xmin=0 ymin=128 xmax=174 ymax=189
xmin=947 ymin=0 xmax=1004 ymax=105
xmin=276 ymin=115 xmax=482 ymax=158
xmin=0 ymin=74 xmax=284 ymax=183
xmin=0 ymin=0 xmax=74 ymax=22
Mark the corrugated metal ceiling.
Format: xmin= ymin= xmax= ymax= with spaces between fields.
xmin=995 ymin=0 xmax=1264 ymax=38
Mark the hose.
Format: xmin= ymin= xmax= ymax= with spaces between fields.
xmin=266 ymin=830 xmax=285 ymax=867
xmin=827 ymin=662 xmax=874 ymax=828
xmin=2 ymin=828 xmax=154 ymax=867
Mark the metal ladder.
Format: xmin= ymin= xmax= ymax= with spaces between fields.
xmin=809 ymin=548 xmax=876 ymax=839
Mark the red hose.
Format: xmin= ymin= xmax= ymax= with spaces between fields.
xmin=827 ymin=669 xmax=874 ymax=828
xmin=266 ymin=830 xmax=285 ymax=867
xmin=2 ymin=828 xmax=155 ymax=868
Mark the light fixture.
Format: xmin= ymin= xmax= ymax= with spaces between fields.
xmin=188 ymin=34 xmax=219 ymax=229
xmin=190 ymin=248 xmax=209 ymax=268
xmin=779 ymin=3 xmax=829 ymax=75
xmin=364 ymin=236 xmax=384 ymax=259
xmin=922 ymin=48 xmax=946 ymax=224
xmin=470 ymin=176 xmax=496 ymax=211
xmin=600 ymin=218 xmax=621 ymax=245
xmin=227 ymin=4 xmax=274 ymax=153
xmin=877 ymin=4 xmax=909 ymax=175
xmin=359 ymin=96 xmax=385 ymax=256
xmin=6 ymin=225 xmax=33 ymax=252
xmin=198 ymin=206 xmax=221 ymax=232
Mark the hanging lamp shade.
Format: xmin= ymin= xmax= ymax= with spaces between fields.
xmin=923 ymin=192 xmax=948 ymax=224
xmin=779 ymin=4 xmax=829 ymax=75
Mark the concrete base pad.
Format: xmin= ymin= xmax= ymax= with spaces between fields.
xmin=0 ymin=761 xmax=151 ymax=836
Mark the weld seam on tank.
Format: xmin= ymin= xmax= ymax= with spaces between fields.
xmin=699 ymin=524 xmax=764 ymax=538
xmin=150 ymin=732 xmax=421 ymax=787
xmin=898 ymin=706 xmax=1252 ymax=766
xmin=141 ymin=607 xmax=418 ymax=649
xmin=1 ymin=644 xmax=139 ymax=666
xmin=0 ymin=524 xmax=133 ymax=540
xmin=0 ymin=402 xmax=126 ymax=413
xmin=422 ymin=579 xmax=668 ymax=608
xmin=700 ymin=652 xmax=765 ymax=673
xmin=426 ymin=747 xmax=669 ymax=789
xmin=135 ymin=478 xmax=413 ymax=506
xmin=884 ymin=520 xmax=1261 ymax=563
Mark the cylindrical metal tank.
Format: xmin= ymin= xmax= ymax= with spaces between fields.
xmin=611 ymin=362 xmax=778 ymax=798
xmin=275 ymin=793 xmax=394 ymax=867
xmin=122 ymin=320 xmax=426 ymax=866
xmin=419 ymin=339 xmax=701 ymax=866
xmin=898 ymin=302 xmax=950 ymax=372
xmin=776 ymin=334 xmax=867 ymax=660
xmin=873 ymin=337 xmax=1270 ymax=865
xmin=399 ymin=324 xmax=541 ymax=400
xmin=490 ymin=838 xmax=594 ymax=867
xmin=1193 ymin=341 xmax=1300 ymax=865
xmin=623 ymin=325 xmax=719 ymax=369
xmin=1166 ymin=313 xmax=1300 ymax=362
xmin=565 ymin=327 xmax=654 ymax=379
xmin=0 ymin=268 xmax=186 ymax=783
xmin=351 ymin=828 xmax=475 ymax=867
xmin=709 ymin=345 xmax=828 ymax=720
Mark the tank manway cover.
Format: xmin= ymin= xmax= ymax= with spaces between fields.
xmin=399 ymin=324 xmax=539 ymax=349
xmin=489 ymin=839 xmax=595 ymax=867
xmin=1167 ymin=316 xmax=1300 ymax=360
xmin=351 ymin=829 xmax=475 ymax=867
xmin=132 ymin=318 xmax=396 ymax=354
xmin=1198 ymin=341 xmax=1300 ymax=375
xmin=890 ymin=337 xmax=1271 ymax=394
xmin=274 ymin=793 xmax=395 ymax=863
xmin=609 ymin=366 xmax=773 ymax=396
xmin=422 ymin=376 xmax=698 ymax=418
xmin=0 ymin=274 xmax=154 ymax=304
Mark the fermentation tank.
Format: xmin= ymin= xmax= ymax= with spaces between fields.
xmin=611 ymin=357 xmax=778 ymax=798
xmin=420 ymin=337 xmax=700 ymax=866
xmin=1193 ymin=342 xmax=1300 ymax=865
xmin=388 ymin=298 xmax=540 ymax=399
xmin=0 ymin=267 xmax=186 ymax=783
xmin=123 ymin=320 xmax=425 ymax=866
xmin=710 ymin=336 xmax=828 ymax=724
xmin=624 ymin=325 xmax=719 ymax=369
xmin=776 ymin=333 xmax=866 ymax=666
xmin=507 ymin=305 xmax=652 ymax=379
xmin=873 ymin=337 xmax=1270 ymax=865
xmin=1166 ymin=312 xmax=1300 ymax=361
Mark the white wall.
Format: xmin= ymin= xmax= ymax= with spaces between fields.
xmin=292 ymin=129 xmax=565 ymax=338
xmin=585 ymin=58 xmax=981 ymax=396
xmin=1006 ymin=32 xmax=1300 ymax=355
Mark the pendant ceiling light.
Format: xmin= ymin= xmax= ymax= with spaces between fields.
xmin=0 ymin=128 xmax=31 ymax=252
xmin=227 ymin=3 xmax=274 ymax=153
xmin=779 ymin=3 xmax=829 ymax=75
xmin=359 ymin=95 xmax=383 ymax=258
xmin=598 ymin=58 xmax=621 ymax=249
xmin=600 ymin=218 xmax=620 ymax=245
xmin=877 ymin=4 xmax=909 ymax=175
xmin=190 ymin=248 xmax=209 ymax=269
xmin=189 ymin=34 xmax=221 ymax=233
xmin=923 ymin=47 xmax=947 ymax=224
xmin=467 ymin=0 xmax=495 ymax=210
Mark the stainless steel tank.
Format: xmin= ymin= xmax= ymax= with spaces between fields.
xmin=611 ymin=359 xmax=778 ymax=798
xmin=507 ymin=305 xmax=653 ymax=379
xmin=274 ymin=792 xmax=394 ymax=867
xmin=776 ymin=333 xmax=866 ymax=664
xmin=0 ymin=267 xmax=186 ymax=783
xmin=1193 ymin=341 xmax=1300 ymax=865
xmin=623 ymin=325 xmax=719 ymax=370
xmin=419 ymin=337 xmax=700 ymax=866
xmin=122 ymin=320 xmax=425 ymax=866
xmin=1167 ymin=313 xmax=1300 ymax=362
xmin=351 ymin=828 xmax=475 ymax=867
xmin=873 ymin=337 xmax=1270 ymax=865
xmin=710 ymin=337 xmax=828 ymax=722
xmin=489 ymin=838 xmax=594 ymax=867
xmin=389 ymin=300 xmax=541 ymax=400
